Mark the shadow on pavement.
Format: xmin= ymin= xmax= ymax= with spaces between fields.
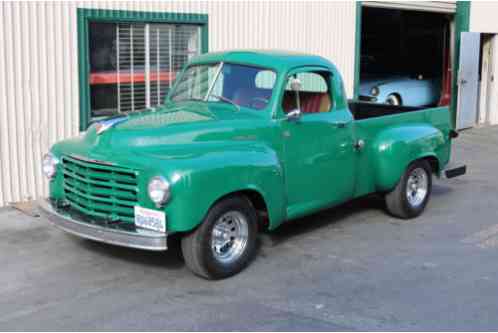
xmin=74 ymin=234 xmax=185 ymax=270
xmin=263 ymin=194 xmax=386 ymax=247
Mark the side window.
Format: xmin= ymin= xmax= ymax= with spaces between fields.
xmin=282 ymin=71 xmax=332 ymax=114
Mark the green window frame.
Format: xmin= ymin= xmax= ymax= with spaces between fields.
xmin=77 ymin=8 xmax=208 ymax=130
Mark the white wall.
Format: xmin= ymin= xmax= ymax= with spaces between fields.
xmin=0 ymin=1 xmax=357 ymax=206
xmin=470 ymin=2 xmax=498 ymax=33
xmin=487 ymin=36 xmax=498 ymax=125
xmin=470 ymin=2 xmax=498 ymax=126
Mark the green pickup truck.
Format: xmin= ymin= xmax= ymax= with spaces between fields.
xmin=40 ymin=50 xmax=465 ymax=279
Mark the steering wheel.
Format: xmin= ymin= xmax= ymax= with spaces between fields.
xmin=249 ymin=97 xmax=269 ymax=109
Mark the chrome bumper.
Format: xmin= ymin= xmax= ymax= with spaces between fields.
xmin=38 ymin=199 xmax=167 ymax=251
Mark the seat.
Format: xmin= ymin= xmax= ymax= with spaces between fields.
xmin=283 ymin=91 xmax=331 ymax=114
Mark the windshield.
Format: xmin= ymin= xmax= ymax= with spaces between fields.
xmin=169 ymin=62 xmax=277 ymax=110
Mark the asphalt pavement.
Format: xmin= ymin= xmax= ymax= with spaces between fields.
xmin=1 ymin=126 xmax=498 ymax=331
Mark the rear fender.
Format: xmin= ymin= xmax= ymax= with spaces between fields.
xmin=371 ymin=124 xmax=448 ymax=192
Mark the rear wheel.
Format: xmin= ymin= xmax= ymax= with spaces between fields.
xmin=385 ymin=160 xmax=432 ymax=219
xmin=181 ymin=195 xmax=258 ymax=279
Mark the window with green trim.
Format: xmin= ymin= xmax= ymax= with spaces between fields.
xmin=78 ymin=9 xmax=208 ymax=127
xmin=88 ymin=22 xmax=201 ymax=117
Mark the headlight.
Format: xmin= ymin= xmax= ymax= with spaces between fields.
xmin=370 ymin=86 xmax=380 ymax=96
xmin=42 ymin=152 xmax=59 ymax=179
xmin=148 ymin=176 xmax=170 ymax=206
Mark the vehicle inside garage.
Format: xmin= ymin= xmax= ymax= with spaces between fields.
xmin=359 ymin=6 xmax=452 ymax=107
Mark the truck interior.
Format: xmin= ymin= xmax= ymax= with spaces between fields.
xmin=281 ymin=71 xmax=332 ymax=114
xmin=359 ymin=7 xmax=453 ymax=107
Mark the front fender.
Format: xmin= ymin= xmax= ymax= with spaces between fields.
xmin=371 ymin=123 xmax=448 ymax=192
xmin=152 ymin=142 xmax=286 ymax=233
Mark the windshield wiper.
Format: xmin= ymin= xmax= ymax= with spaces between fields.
xmin=210 ymin=95 xmax=240 ymax=112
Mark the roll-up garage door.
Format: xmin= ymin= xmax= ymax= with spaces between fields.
xmin=363 ymin=1 xmax=456 ymax=14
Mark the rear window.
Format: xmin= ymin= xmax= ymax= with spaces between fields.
xmin=255 ymin=70 xmax=277 ymax=89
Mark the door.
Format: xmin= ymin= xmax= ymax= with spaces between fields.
xmin=280 ymin=70 xmax=356 ymax=218
xmin=456 ymin=32 xmax=481 ymax=130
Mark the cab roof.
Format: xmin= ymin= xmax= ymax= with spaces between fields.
xmin=189 ymin=49 xmax=337 ymax=72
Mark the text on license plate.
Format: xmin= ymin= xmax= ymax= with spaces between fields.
xmin=134 ymin=206 xmax=166 ymax=233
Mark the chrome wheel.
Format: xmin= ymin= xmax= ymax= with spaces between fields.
xmin=406 ymin=167 xmax=428 ymax=207
xmin=211 ymin=211 xmax=249 ymax=264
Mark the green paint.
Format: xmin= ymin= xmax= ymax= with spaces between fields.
xmin=451 ymin=1 xmax=471 ymax=128
xmin=48 ymin=50 xmax=452 ymax=234
xmin=353 ymin=1 xmax=362 ymax=100
xmin=77 ymin=8 xmax=209 ymax=131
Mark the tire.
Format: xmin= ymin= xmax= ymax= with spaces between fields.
xmin=386 ymin=94 xmax=401 ymax=106
xmin=385 ymin=160 xmax=432 ymax=219
xmin=181 ymin=195 xmax=258 ymax=279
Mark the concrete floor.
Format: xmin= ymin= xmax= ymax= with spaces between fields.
xmin=1 ymin=126 xmax=498 ymax=331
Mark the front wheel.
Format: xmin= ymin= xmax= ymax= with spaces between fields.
xmin=385 ymin=160 xmax=432 ymax=219
xmin=181 ymin=196 xmax=258 ymax=279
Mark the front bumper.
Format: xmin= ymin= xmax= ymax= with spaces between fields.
xmin=359 ymin=95 xmax=378 ymax=103
xmin=38 ymin=199 xmax=167 ymax=251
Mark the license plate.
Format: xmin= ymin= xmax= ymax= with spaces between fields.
xmin=134 ymin=206 xmax=166 ymax=233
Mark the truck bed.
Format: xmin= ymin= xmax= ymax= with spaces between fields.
xmin=348 ymin=101 xmax=424 ymax=121
xmin=349 ymin=101 xmax=451 ymax=198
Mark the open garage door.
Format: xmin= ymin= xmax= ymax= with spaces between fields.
xmin=363 ymin=1 xmax=456 ymax=14
xmin=359 ymin=6 xmax=452 ymax=109
xmin=456 ymin=32 xmax=481 ymax=130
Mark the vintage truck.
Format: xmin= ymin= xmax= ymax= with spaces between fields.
xmin=40 ymin=50 xmax=466 ymax=279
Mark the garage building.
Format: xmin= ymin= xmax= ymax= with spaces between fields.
xmin=0 ymin=1 xmax=496 ymax=206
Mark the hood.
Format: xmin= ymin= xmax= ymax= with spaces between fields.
xmin=52 ymin=101 xmax=269 ymax=164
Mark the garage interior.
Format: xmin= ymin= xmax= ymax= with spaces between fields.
xmin=359 ymin=6 xmax=453 ymax=107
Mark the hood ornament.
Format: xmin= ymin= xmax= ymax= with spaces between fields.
xmin=95 ymin=116 xmax=128 ymax=135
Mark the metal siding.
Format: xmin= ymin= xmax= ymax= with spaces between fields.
xmin=0 ymin=1 xmax=356 ymax=206
xmin=470 ymin=2 xmax=498 ymax=33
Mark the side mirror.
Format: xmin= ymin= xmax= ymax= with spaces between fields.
xmin=287 ymin=108 xmax=302 ymax=121
xmin=289 ymin=77 xmax=302 ymax=92
xmin=287 ymin=77 xmax=302 ymax=121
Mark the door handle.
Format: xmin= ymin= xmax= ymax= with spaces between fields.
xmin=460 ymin=79 xmax=467 ymax=85
xmin=332 ymin=120 xmax=351 ymax=128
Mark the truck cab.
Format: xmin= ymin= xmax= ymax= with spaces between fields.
xmin=40 ymin=50 xmax=465 ymax=279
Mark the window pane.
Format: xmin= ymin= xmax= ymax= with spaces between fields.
xmin=255 ymin=70 xmax=276 ymax=89
xmin=89 ymin=22 xmax=118 ymax=117
xmin=283 ymin=71 xmax=332 ymax=114
xmin=170 ymin=64 xmax=219 ymax=101
xmin=117 ymin=23 xmax=147 ymax=113
xmin=171 ymin=63 xmax=276 ymax=110
xmin=285 ymin=72 xmax=328 ymax=93
xmin=88 ymin=21 xmax=201 ymax=119
xmin=148 ymin=24 xmax=173 ymax=107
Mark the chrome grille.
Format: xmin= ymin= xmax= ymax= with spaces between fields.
xmin=61 ymin=156 xmax=138 ymax=223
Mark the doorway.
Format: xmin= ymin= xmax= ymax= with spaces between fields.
xmin=359 ymin=6 xmax=453 ymax=108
